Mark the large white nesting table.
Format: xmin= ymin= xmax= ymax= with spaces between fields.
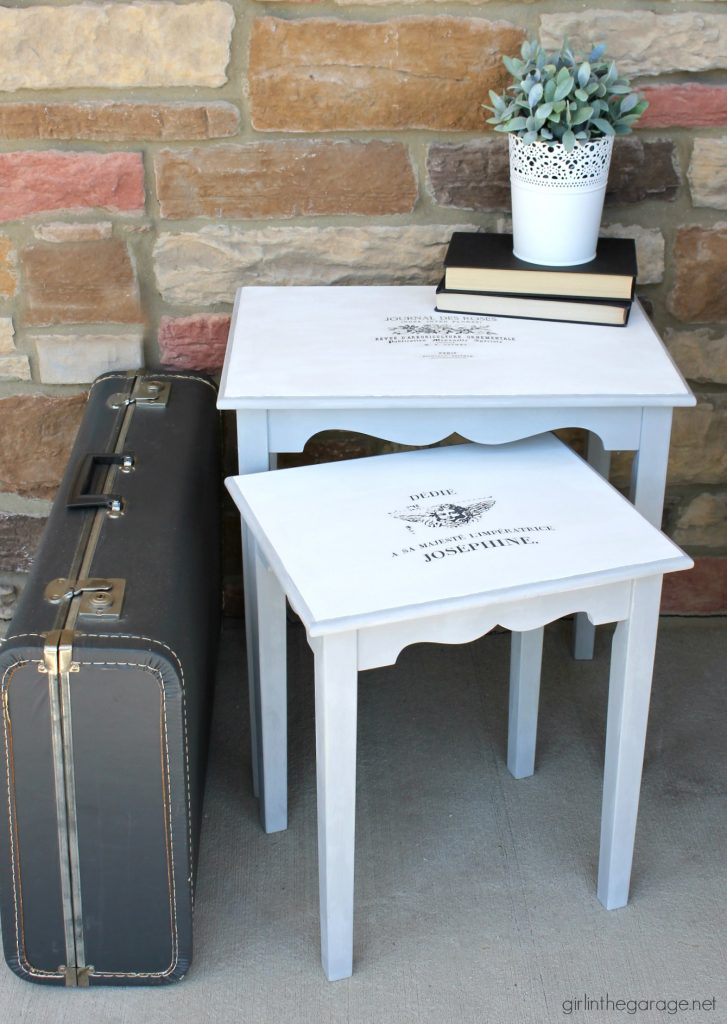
xmin=218 ymin=286 xmax=695 ymax=795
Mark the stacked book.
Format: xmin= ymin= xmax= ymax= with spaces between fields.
xmin=436 ymin=232 xmax=637 ymax=327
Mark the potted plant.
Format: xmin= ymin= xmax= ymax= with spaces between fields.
xmin=485 ymin=39 xmax=648 ymax=266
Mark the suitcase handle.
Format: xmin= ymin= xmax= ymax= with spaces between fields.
xmin=67 ymin=453 xmax=134 ymax=512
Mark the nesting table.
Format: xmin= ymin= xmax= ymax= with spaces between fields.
xmin=218 ymin=285 xmax=695 ymax=796
xmin=226 ymin=436 xmax=691 ymax=979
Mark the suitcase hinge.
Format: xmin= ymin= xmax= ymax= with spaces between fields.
xmin=60 ymin=964 xmax=95 ymax=988
xmin=44 ymin=578 xmax=126 ymax=621
xmin=107 ymin=376 xmax=170 ymax=411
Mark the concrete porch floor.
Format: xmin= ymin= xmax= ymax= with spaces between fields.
xmin=1 ymin=617 xmax=725 ymax=1024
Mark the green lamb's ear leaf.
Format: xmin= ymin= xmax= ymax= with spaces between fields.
xmin=562 ymin=129 xmax=576 ymax=151
xmin=504 ymin=116 xmax=528 ymax=131
xmin=570 ymin=105 xmax=593 ymax=125
xmin=528 ymin=82 xmax=544 ymax=107
xmin=535 ymin=102 xmax=554 ymax=119
xmin=591 ymin=117 xmax=615 ymax=135
xmin=543 ymin=78 xmax=557 ymax=102
xmin=554 ymin=75 xmax=574 ymax=102
xmin=521 ymin=130 xmax=539 ymax=144
xmin=619 ymin=92 xmax=640 ymax=114
xmin=577 ymin=62 xmax=591 ymax=89
xmin=556 ymin=65 xmax=571 ymax=85
xmin=503 ymin=55 xmax=524 ymax=77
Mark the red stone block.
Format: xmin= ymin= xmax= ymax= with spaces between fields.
xmin=158 ymin=314 xmax=231 ymax=371
xmin=661 ymin=557 xmax=727 ymax=615
xmin=639 ymin=85 xmax=727 ymax=128
xmin=0 ymin=151 xmax=144 ymax=221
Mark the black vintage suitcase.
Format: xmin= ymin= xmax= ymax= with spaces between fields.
xmin=0 ymin=371 xmax=220 ymax=986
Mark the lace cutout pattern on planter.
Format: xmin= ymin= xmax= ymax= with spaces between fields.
xmin=509 ymin=135 xmax=613 ymax=191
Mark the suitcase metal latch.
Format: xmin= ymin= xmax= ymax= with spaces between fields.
xmin=44 ymin=578 xmax=126 ymax=620
xmin=107 ymin=377 xmax=170 ymax=410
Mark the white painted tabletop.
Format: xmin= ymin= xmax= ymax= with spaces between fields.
xmin=218 ymin=286 xmax=693 ymax=410
xmin=226 ymin=435 xmax=690 ymax=635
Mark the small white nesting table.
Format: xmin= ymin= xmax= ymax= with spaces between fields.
xmin=218 ymin=286 xmax=695 ymax=796
xmin=226 ymin=436 xmax=691 ymax=979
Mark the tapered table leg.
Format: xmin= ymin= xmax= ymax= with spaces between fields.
xmin=236 ymin=410 xmax=270 ymax=798
xmin=507 ymin=628 xmax=544 ymax=779
xmin=313 ymin=632 xmax=358 ymax=981
xmin=598 ymin=575 xmax=662 ymax=910
xmin=574 ymin=432 xmax=612 ymax=660
xmin=255 ymin=547 xmax=288 ymax=834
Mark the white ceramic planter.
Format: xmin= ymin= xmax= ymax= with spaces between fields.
xmin=509 ymin=134 xmax=614 ymax=266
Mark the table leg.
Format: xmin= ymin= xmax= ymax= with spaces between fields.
xmin=629 ymin=407 xmax=673 ymax=527
xmin=598 ymin=575 xmax=662 ymax=910
xmin=507 ymin=628 xmax=544 ymax=779
xmin=255 ymin=547 xmax=288 ymax=834
xmin=313 ymin=632 xmax=358 ymax=981
xmin=237 ymin=410 xmax=271 ymax=799
xmin=574 ymin=432 xmax=612 ymax=660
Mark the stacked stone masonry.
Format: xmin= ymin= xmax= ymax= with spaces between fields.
xmin=0 ymin=0 xmax=726 ymax=622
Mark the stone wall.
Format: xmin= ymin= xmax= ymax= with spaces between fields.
xmin=1 ymin=1 xmax=726 ymax=625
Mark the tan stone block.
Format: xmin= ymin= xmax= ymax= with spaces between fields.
xmin=0 ymin=355 xmax=30 ymax=381
xmin=668 ymin=225 xmax=727 ymax=322
xmin=35 ymin=333 xmax=144 ymax=384
xmin=155 ymin=142 xmax=416 ymax=219
xmin=249 ymin=17 xmax=524 ymax=131
xmin=599 ymin=224 xmax=665 ymax=285
xmin=0 ymin=319 xmax=14 ymax=355
xmin=271 ymin=0 xmax=534 ymax=4
xmin=664 ymin=328 xmax=727 ymax=384
xmin=671 ymin=492 xmax=727 ymax=548
xmin=0 ymin=393 xmax=87 ymax=500
xmin=669 ymin=397 xmax=727 ymax=485
xmin=33 ymin=222 xmax=114 ymax=243
xmin=0 ymin=237 xmax=17 ymax=297
xmin=688 ymin=138 xmax=727 ymax=210
xmin=540 ymin=11 xmax=727 ymax=77
xmin=153 ymin=224 xmax=477 ymax=305
xmin=0 ymin=3 xmax=235 ymax=90
xmin=23 ymin=240 xmax=142 ymax=326
xmin=0 ymin=102 xmax=240 ymax=141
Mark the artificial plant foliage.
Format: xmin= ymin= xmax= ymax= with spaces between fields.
xmin=485 ymin=40 xmax=648 ymax=151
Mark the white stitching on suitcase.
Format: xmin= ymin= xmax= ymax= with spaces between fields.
xmin=2 ymin=656 xmax=182 ymax=980
xmin=2 ymin=660 xmax=64 ymax=979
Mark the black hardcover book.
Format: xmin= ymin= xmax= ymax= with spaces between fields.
xmin=443 ymin=233 xmax=637 ymax=301
xmin=435 ymin=280 xmax=631 ymax=327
